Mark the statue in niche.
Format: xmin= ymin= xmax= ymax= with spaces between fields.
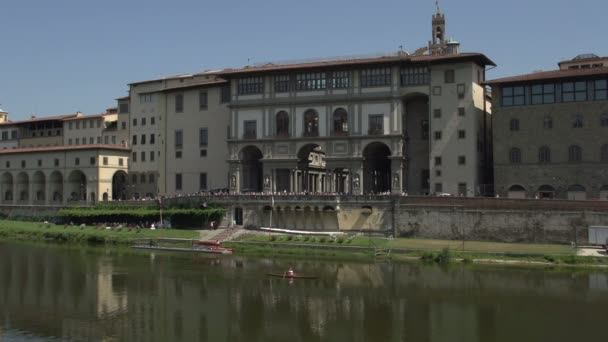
xmin=393 ymin=173 xmax=400 ymax=188
xmin=264 ymin=175 xmax=271 ymax=187
xmin=353 ymin=174 xmax=360 ymax=189
xmin=231 ymin=175 xmax=237 ymax=188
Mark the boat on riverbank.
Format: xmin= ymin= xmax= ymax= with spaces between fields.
xmin=266 ymin=273 xmax=318 ymax=279
xmin=130 ymin=238 xmax=234 ymax=254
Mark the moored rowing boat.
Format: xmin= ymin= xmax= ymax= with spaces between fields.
xmin=266 ymin=273 xmax=317 ymax=279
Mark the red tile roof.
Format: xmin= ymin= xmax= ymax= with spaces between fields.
xmin=217 ymin=53 xmax=495 ymax=75
xmin=62 ymin=113 xmax=114 ymax=121
xmin=0 ymin=113 xmax=79 ymax=126
xmin=486 ymin=67 xmax=608 ymax=85
xmin=0 ymin=144 xmax=130 ymax=155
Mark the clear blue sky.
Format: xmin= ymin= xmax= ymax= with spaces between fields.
xmin=1 ymin=0 xmax=606 ymax=120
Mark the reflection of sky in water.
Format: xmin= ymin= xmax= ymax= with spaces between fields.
xmin=1 ymin=328 xmax=63 ymax=342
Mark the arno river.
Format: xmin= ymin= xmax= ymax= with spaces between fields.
xmin=1 ymin=241 xmax=607 ymax=342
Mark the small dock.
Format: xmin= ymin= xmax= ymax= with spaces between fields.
xmin=130 ymin=238 xmax=234 ymax=255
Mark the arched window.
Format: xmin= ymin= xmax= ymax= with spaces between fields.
xmin=572 ymin=114 xmax=583 ymax=128
xmin=303 ymin=110 xmax=319 ymax=137
xmin=538 ymin=146 xmax=551 ymax=163
xmin=276 ymin=111 xmax=289 ymax=137
xmin=543 ymin=116 xmax=553 ymax=129
xmin=568 ymin=145 xmax=582 ymax=162
xmin=601 ymin=144 xmax=608 ymax=162
xmin=140 ymin=174 xmax=146 ymax=183
xmin=601 ymin=114 xmax=608 ymax=127
xmin=510 ymin=118 xmax=519 ymax=131
xmin=509 ymin=148 xmax=521 ymax=163
xmin=149 ymin=174 xmax=155 ymax=184
xmin=333 ymin=108 xmax=348 ymax=136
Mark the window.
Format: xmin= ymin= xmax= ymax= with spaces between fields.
xmin=433 ymin=109 xmax=441 ymax=118
xmin=568 ymin=145 xmax=582 ymax=162
xmin=75 ymin=158 xmax=80 ymax=166
xmin=199 ymin=91 xmax=208 ymax=109
xmin=175 ymin=94 xmax=184 ymax=112
xmin=87 ymin=137 xmax=92 ymax=144
xmin=69 ymin=122 xmax=73 ymax=130
xmin=432 ymin=86 xmax=442 ymax=96
xmin=220 ymin=84 xmax=231 ymax=102
xmin=458 ymin=107 xmax=465 ymax=116
xmin=502 ymin=86 xmax=525 ymax=106
xmin=543 ymin=116 xmax=553 ymax=129
xmin=149 ymin=174 xmax=155 ymax=184
xmin=118 ymin=158 xmax=123 ymax=166
xmin=199 ymin=128 xmax=208 ymax=146
xmin=458 ymin=156 xmax=466 ymax=165
xmin=104 ymin=136 xmax=109 ymax=144
xmin=421 ymin=120 xmax=429 ymax=139
xmin=601 ymin=144 xmax=608 ymax=162
xmin=132 ymin=174 xmax=137 ymax=184
xmin=90 ymin=157 xmax=95 ymax=165
xmin=510 ymin=119 xmax=520 ymax=131
xmin=150 ymin=134 xmax=155 ymax=144
xmin=434 ymin=183 xmax=443 ymax=193
xmin=119 ymin=103 xmax=129 ymax=113
xmin=457 ymin=84 xmax=465 ymax=99
xmin=150 ymin=151 xmax=155 ymax=161
xmin=37 ymin=159 xmax=41 ymax=167
xmin=400 ymin=67 xmax=429 ymax=86
xmin=331 ymin=71 xmax=350 ymax=89
xmin=572 ymin=114 xmax=583 ymax=128
xmin=595 ymin=80 xmax=607 ymax=100
xmin=200 ymin=149 xmax=207 ymax=157
xmin=244 ymin=120 xmax=257 ymax=139
xmin=141 ymin=117 xmax=146 ymax=126
xmin=444 ymin=70 xmax=455 ymax=83
xmin=509 ymin=148 xmax=521 ymax=163
xmin=121 ymin=122 xmax=127 ymax=130
xmin=368 ymin=115 xmax=384 ymax=135
xmin=303 ymin=110 xmax=319 ymax=137
xmin=458 ymin=130 xmax=466 ymax=139
xmin=96 ymin=136 xmax=101 ymax=144
xmin=132 ymin=118 xmax=137 ymax=126
xmin=274 ymin=75 xmax=290 ymax=93
xmin=132 ymin=152 xmax=137 ymax=162
xmin=19 ymin=160 xmax=25 ymax=168
xmin=141 ymin=151 xmax=146 ymax=162
xmin=332 ymin=108 xmax=348 ymax=136
xmin=275 ymin=111 xmax=290 ymax=137
xmin=10 ymin=130 xmax=16 ymax=139
xmin=91 ymin=121 xmax=95 ymax=128
xmin=151 ymin=117 xmax=155 ymax=125
xmin=103 ymin=157 xmax=108 ymax=165
xmin=139 ymin=94 xmax=154 ymax=103
xmin=296 ymin=73 xmax=326 ymax=90
xmin=1 ymin=131 xmax=7 ymax=140
xmin=140 ymin=174 xmax=146 ymax=184
xmin=68 ymin=138 xmax=73 ymax=145
xmin=434 ymin=131 xmax=442 ymax=140
xmin=435 ymin=170 xmax=441 ymax=177
xmin=75 ymin=122 xmax=80 ymax=129
xmin=434 ymin=156 xmax=442 ymax=166
xmin=5 ymin=161 xmax=9 ymax=168
xmin=601 ymin=114 xmax=608 ymax=127
xmin=538 ymin=146 xmax=551 ymax=163
xmin=54 ymin=159 xmax=59 ymax=167
xmin=238 ymin=77 xmax=264 ymax=95
xmin=141 ymin=134 xmax=146 ymax=145
xmin=562 ymin=81 xmax=587 ymax=102
xmin=199 ymin=173 xmax=208 ymax=190
xmin=175 ymin=150 xmax=182 ymax=159
xmin=112 ymin=136 xmax=116 ymax=144
xmin=75 ymin=138 xmax=80 ymax=145
xmin=531 ymin=84 xmax=555 ymax=104
xmin=361 ymin=68 xmax=391 ymax=87
xmin=458 ymin=183 xmax=467 ymax=196
xmin=175 ymin=174 xmax=182 ymax=190
xmin=132 ymin=135 xmax=137 ymax=145
xmin=175 ymin=130 xmax=183 ymax=148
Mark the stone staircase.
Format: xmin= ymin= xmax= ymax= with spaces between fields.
xmin=203 ymin=227 xmax=241 ymax=242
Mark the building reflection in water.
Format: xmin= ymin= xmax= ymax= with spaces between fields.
xmin=1 ymin=242 xmax=608 ymax=341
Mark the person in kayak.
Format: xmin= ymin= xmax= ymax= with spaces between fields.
xmin=285 ymin=267 xmax=296 ymax=277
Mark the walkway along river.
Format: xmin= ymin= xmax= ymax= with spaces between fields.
xmin=1 ymin=241 xmax=608 ymax=341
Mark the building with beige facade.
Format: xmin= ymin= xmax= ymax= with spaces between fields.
xmin=219 ymin=7 xmax=494 ymax=196
xmin=487 ymin=54 xmax=608 ymax=200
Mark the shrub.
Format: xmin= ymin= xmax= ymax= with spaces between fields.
xmin=269 ymin=235 xmax=276 ymax=242
xmin=420 ymin=251 xmax=435 ymax=263
xmin=336 ymin=237 xmax=345 ymax=244
xmin=286 ymin=235 xmax=293 ymax=241
xmin=435 ymin=248 xmax=452 ymax=265
xmin=319 ymin=237 xmax=327 ymax=243
xmin=544 ymin=255 xmax=556 ymax=263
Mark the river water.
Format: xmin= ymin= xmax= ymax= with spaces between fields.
xmin=1 ymin=241 xmax=607 ymax=342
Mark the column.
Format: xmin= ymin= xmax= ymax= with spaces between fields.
xmin=12 ymin=181 xmax=17 ymax=205
xmin=28 ymin=180 xmax=34 ymax=205
xmin=45 ymin=179 xmax=51 ymax=205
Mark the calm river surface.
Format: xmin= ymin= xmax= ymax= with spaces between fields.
xmin=1 ymin=241 xmax=608 ymax=342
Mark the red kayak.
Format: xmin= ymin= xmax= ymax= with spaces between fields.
xmin=266 ymin=273 xmax=317 ymax=279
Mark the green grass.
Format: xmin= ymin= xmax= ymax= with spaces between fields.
xmin=236 ymin=234 xmax=574 ymax=256
xmin=0 ymin=220 xmax=198 ymax=245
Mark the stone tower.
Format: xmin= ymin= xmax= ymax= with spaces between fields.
xmin=428 ymin=1 xmax=447 ymax=55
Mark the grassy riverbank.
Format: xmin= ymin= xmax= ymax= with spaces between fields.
xmin=0 ymin=220 xmax=198 ymax=244
xmin=227 ymin=233 xmax=608 ymax=268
